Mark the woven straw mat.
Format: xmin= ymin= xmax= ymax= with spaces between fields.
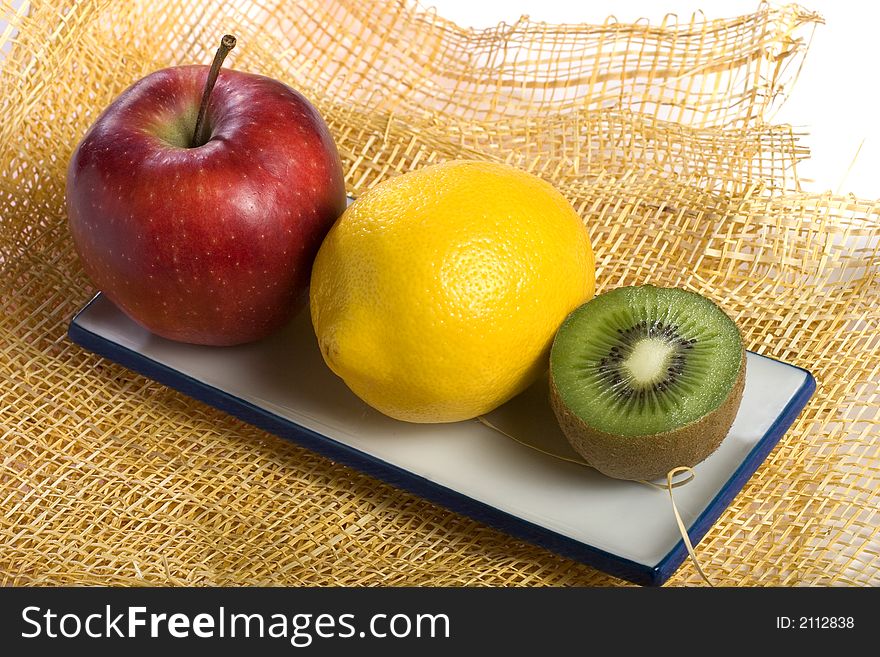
xmin=1 ymin=0 xmax=877 ymax=586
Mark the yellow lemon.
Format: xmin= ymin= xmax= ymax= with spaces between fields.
xmin=310 ymin=160 xmax=595 ymax=423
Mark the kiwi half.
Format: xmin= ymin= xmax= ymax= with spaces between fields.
xmin=549 ymin=285 xmax=745 ymax=481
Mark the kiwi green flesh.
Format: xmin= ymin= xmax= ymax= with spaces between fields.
xmin=550 ymin=353 xmax=746 ymax=481
xmin=550 ymin=285 xmax=744 ymax=437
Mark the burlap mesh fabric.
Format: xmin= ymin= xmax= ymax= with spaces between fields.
xmin=1 ymin=0 xmax=877 ymax=586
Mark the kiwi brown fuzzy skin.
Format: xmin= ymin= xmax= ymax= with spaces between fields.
xmin=550 ymin=351 xmax=746 ymax=481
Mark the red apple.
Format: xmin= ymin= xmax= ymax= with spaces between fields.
xmin=67 ymin=37 xmax=346 ymax=346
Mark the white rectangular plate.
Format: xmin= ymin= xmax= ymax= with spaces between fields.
xmin=69 ymin=293 xmax=815 ymax=585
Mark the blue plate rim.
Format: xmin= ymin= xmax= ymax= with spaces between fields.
xmin=68 ymin=292 xmax=816 ymax=586
xmin=653 ymin=360 xmax=816 ymax=582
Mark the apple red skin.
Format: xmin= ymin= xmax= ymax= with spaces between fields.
xmin=67 ymin=65 xmax=346 ymax=346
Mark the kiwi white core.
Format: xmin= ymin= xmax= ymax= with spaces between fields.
xmin=624 ymin=338 xmax=673 ymax=385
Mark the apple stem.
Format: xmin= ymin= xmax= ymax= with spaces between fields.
xmin=192 ymin=34 xmax=237 ymax=148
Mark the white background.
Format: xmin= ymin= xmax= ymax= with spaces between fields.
xmin=2 ymin=1 xmax=877 ymax=197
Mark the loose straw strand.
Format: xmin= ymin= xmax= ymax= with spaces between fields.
xmin=476 ymin=415 xmax=588 ymax=466
xmin=642 ymin=467 xmax=714 ymax=587
xmin=477 ymin=418 xmax=714 ymax=585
